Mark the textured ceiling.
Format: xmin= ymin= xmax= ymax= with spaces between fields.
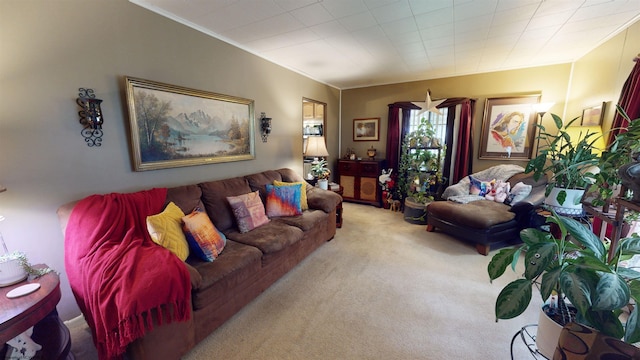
xmin=132 ymin=0 xmax=640 ymax=89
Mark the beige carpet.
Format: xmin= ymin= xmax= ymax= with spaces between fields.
xmin=66 ymin=202 xmax=543 ymax=359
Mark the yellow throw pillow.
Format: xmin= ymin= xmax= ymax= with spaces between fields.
xmin=273 ymin=180 xmax=308 ymax=210
xmin=146 ymin=202 xmax=189 ymax=261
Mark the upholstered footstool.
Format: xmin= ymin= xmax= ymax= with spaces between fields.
xmin=425 ymin=199 xmax=521 ymax=255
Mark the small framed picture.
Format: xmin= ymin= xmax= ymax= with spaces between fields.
xmin=581 ymin=102 xmax=605 ymax=126
xmin=353 ymin=118 xmax=380 ymax=141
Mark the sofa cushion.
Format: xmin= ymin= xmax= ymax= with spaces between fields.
xmin=273 ymin=180 xmax=309 ymax=210
xmin=428 ymin=199 xmax=515 ymax=229
xmin=227 ymin=191 xmax=270 ymax=233
xmin=276 ymin=168 xmax=308 ymax=183
xmin=183 ymin=208 xmax=227 ymax=262
xmin=146 ymin=202 xmax=190 ymax=261
xmin=306 ymin=187 xmax=342 ymax=213
xmin=166 ymin=184 xmax=204 ymax=215
xmin=187 ymin=240 xmax=262 ymax=310
xmin=265 ymin=183 xmax=303 ymax=217
xmin=199 ymin=177 xmax=252 ymax=232
xmin=508 ymin=171 xmax=547 ymax=188
xmin=274 ymin=209 xmax=328 ymax=231
xmin=225 ymin=221 xmax=304 ymax=254
xmin=245 ymin=170 xmax=283 ymax=202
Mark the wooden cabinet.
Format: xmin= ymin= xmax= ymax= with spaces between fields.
xmin=338 ymin=159 xmax=385 ymax=207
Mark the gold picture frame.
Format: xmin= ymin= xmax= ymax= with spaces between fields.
xmin=479 ymin=95 xmax=540 ymax=160
xmin=353 ymin=118 xmax=380 ymax=141
xmin=581 ymin=102 xmax=605 ymax=126
xmin=124 ymin=76 xmax=255 ymax=171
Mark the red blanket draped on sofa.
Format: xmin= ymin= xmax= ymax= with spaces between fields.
xmin=64 ymin=188 xmax=191 ymax=360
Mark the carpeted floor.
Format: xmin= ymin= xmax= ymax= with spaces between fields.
xmin=65 ymin=202 xmax=543 ymax=359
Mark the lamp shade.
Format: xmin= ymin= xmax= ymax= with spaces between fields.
xmin=305 ymin=136 xmax=329 ymax=157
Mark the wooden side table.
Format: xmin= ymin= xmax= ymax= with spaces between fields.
xmin=0 ymin=265 xmax=73 ymax=359
xmin=330 ymin=185 xmax=343 ymax=228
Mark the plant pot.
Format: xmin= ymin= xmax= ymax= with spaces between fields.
xmin=544 ymin=187 xmax=585 ymax=216
xmin=535 ymin=303 xmax=578 ymax=358
xmin=536 ymin=304 xmax=564 ymax=359
xmin=0 ymin=258 xmax=27 ymax=287
xmin=403 ymin=197 xmax=430 ymax=224
xmin=318 ymin=179 xmax=329 ymax=190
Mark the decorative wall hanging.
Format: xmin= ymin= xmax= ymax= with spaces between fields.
xmin=479 ymin=95 xmax=540 ymax=160
xmin=124 ymin=77 xmax=255 ymax=171
xmin=259 ymin=112 xmax=272 ymax=142
xmin=353 ymin=118 xmax=380 ymax=141
xmin=76 ymin=88 xmax=104 ymax=147
xmin=581 ymin=102 xmax=606 ymax=126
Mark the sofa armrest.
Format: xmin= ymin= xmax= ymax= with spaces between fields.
xmin=306 ymin=188 xmax=342 ymax=213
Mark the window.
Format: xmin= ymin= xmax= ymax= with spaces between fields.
xmin=409 ymin=108 xmax=448 ymax=145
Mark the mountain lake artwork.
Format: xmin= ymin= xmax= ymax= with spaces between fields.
xmin=125 ymin=77 xmax=255 ymax=171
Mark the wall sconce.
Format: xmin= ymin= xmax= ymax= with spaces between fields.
xmin=76 ymin=88 xmax=104 ymax=147
xmin=259 ymin=112 xmax=272 ymax=142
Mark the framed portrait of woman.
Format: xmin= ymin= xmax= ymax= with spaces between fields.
xmin=479 ymin=95 xmax=541 ymax=160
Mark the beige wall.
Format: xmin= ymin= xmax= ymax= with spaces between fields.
xmin=0 ymin=0 xmax=339 ymax=320
xmin=341 ymin=65 xmax=571 ymax=173
xmin=567 ymin=20 xmax=640 ymax=137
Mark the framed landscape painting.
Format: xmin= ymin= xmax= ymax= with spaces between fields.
xmin=353 ymin=118 xmax=380 ymax=141
xmin=581 ymin=102 xmax=605 ymax=126
xmin=479 ymin=95 xmax=540 ymax=160
xmin=125 ymin=76 xmax=255 ymax=171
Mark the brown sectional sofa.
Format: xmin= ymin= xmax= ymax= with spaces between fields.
xmin=58 ymin=168 xmax=342 ymax=359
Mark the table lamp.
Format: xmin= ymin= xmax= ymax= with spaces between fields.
xmin=304 ymin=136 xmax=329 ymax=160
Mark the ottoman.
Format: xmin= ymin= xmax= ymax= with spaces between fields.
xmin=426 ymin=199 xmax=523 ymax=255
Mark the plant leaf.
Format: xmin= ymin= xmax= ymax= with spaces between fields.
xmin=540 ymin=266 xmax=562 ymax=301
xmin=618 ymin=237 xmax=640 ymax=256
xmin=583 ymin=309 xmax=625 ymax=340
xmin=592 ymin=273 xmax=630 ymax=311
xmin=556 ymin=189 xmax=567 ymax=206
xmin=495 ymin=279 xmax=532 ymax=320
xmin=560 ymin=266 xmax=596 ymax=317
xmin=488 ymin=247 xmax=520 ymax=282
xmin=519 ymin=228 xmax=550 ymax=246
xmin=625 ymin=306 xmax=640 ymax=343
xmin=560 ymin=215 xmax=606 ymax=259
xmin=524 ymin=242 xmax=557 ymax=280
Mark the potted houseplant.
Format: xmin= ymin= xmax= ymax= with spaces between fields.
xmin=488 ymin=211 xmax=640 ymax=358
xmin=311 ymin=159 xmax=331 ymax=190
xmin=589 ymin=105 xmax=640 ymax=207
xmin=525 ymin=114 xmax=601 ymax=214
xmin=0 ymin=250 xmax=54 ymax=287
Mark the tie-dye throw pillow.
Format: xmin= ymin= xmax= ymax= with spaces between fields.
xmin=265 ymin=183 xmax=303 ymax=217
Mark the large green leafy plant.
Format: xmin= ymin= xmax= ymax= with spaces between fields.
xmin=589 ymin=106 xmax=640 ymax=207
xmin=488 ymin=212 xmax=640 ymax=342
xmin=525 ymin=114 xmax=601 ymax=203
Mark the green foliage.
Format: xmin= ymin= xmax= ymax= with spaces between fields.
xmin=590 ymin=106 xmax=640 ymax=207
xmin=525 ymin=114 xmax=601 ymax=197
xmin=397 ymin=117 xmax=444 ymax=203
xmin=310 ymin=159 xmax=331 ymax=179
xmin=488 ymin=211 xmax=640 ymax=343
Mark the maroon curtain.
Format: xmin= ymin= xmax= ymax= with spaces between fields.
xmin=607 ymin=56 xmax=640 ymax=145
xmin=452 ymin=99 xmax=474 ymax=183
xmin=386 ymin=102 xmax=420 ymax=171
xmin=386 ymin=105 xmax=401 ymax=171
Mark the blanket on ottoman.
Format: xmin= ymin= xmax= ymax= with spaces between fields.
xmin=64 ymin=188 xmax=191 ymax=359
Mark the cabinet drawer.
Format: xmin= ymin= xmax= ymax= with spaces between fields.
xmin=338 ymin=161 xmax=357 ymax=175
xmin=359 ymin=162 xmax=379 ymax=177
